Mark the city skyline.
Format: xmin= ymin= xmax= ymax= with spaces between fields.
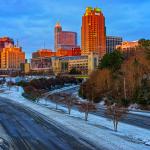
xmin=0 ymin=0 xmax=149 ymax=59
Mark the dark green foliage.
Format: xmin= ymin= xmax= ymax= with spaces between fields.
xmin=78 ymin=87 xmax=86 ymax=99
xmin=22 ymin=93 xmax=37 ymax=101
xmin=138 ymin=39 xmax=150 ymax=60
xmin=138 ymin=39 xmax=150 ymax=48
xmin=16 ymin=81 xmax=29 ymax=87
xmin=99 ymin=50 xmax=124 ymax=71
xmin=23 ymin=85 xmax=42 ymax=101
xmin=69 ymin=68 xmax=81 ymax=75
xmin=20 ymin=76 xmax=79 ymax=101
xmin=120 ymin=99 xmax=130 ymax=107
xmin=134 ymin=79 xmax=150 ymax=106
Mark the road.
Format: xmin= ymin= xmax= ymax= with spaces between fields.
xmin=93 ymin=108 xmax=150 ymax=129
xmin=0 ymin=97 xmax=98 ymax=150
xmin=59 ymin=86 xmax=150 ymax=130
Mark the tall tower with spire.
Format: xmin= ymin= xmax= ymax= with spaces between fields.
xmin=54 ymin=22 xmax=77 ymax=52
xmin=54 ymin=22 xmax=62 ymax=51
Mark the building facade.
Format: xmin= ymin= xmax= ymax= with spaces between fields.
xmin=20 ymin=59 xmax=30 ymax=74
xmin=52 ymin=52 xmax=99 ymax=75
xmin=81 ymin=7 xmax=106 ymax=57
xmin=32 ymin=49 xmax=55 ymax=58
xmin=106 ymin=36 xmax=123 ymax=53
xmin=31 ymin=57 xmax=53 ymax=71
xmin=116 ymin=41 xmax=139 ymax=51
xmin=54 ymin=23 xmax=77 ymax=51
xmin=0 ymin=37 xmax=25 ymax=71
xmin=116 ymin=41 xmax=139 ymax=58
xmin=56 ymin=47 xmax=81 ymax=57
xmin=31 ymin=49 xmax=54 ymax=72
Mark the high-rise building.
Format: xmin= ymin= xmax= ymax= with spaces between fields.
xmin=54 ymin=22 xmax=77 ymax=51
xmin=0 ymin=37 xmax=25 ymax=70
xmin=106 ymin=36 xmax=123 ymax=53
xmin=0 ymin=37 xmax=14 ymax=49
xmin=81 ymin=7 xmax=106 ymax=57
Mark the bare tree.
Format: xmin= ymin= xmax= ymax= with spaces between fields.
xmin=60 ymin=93 xmax=77 ymax=115
xmin=106 ymin=103 xmax=128 ymax=132
xmin=78 ymin=101 xmax=96 ymax=121
xmin=47 ymin=93 xmax=64 ymax=110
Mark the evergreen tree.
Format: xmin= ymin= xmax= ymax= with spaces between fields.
xmin=100 ymin=50 xmax=124 ymax=71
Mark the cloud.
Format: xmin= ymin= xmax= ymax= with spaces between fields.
xmin=0 ymin=0 xmax=149 ymax=59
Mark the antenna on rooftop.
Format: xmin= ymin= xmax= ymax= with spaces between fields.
xmin=44 ymin=40 xmax=45 ymax=49
xmin=17 ymin=40 xmax=19 ymax=47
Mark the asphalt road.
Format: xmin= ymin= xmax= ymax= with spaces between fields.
xmin=93 ymin=108 xmax=150 ymax=130
xmin=0 ymin=97 xmax=99 ymax=150
xmin=60 ymin=87 xmax=150 ymax=130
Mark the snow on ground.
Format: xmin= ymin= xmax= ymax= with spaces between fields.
xmin=74 ymin=91 xmax=150 ymax=118
xmin=1 ymin=75 xmax=55 ymax=83
xmin=38 ymin=99 xmax=150 ymax=147
xmin=129 ymin=111 xmax=150 ymax=117
xmin=44 ymin=85 xmax=79 ymax=95
xmin=0 ymin=86 xmax=150 ymax=150
xmin=0 ymin=124 xmax=13 ymax=150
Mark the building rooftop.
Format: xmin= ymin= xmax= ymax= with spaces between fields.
xmin=51 ymin=55 xmax=88 ymax=61
xmin=55 ymin=22 xmax=61 ymax=28
xmin=85 ymin=7 xmax=102 ymax=16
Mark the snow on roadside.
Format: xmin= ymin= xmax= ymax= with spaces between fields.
xmin=38 ymin=99 xmax=150 ymax=147
xmin=0 ymin=86 xmax=150 ymax=150
xmin=43 ymin=85 xmax=80 ymax=97
xmin=129 ymin=111 xmax=150 ymax=117
xmin=0 ymin=124 xmax=13 ymax=150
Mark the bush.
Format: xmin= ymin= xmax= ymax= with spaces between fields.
xmin=22 ymin=76 xmax=79 ymax=101
xmin=69 ymin=68 xmax=81 ymax=75
xmin=17 ymin=81 xmax=29 ymax=87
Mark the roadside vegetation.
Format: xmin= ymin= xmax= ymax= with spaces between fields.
xmin=1 ymin=39 xmax=150 ymax=132
xmin=16 ymin=76 xmax=82 ymax=101
xmin=79 ymin=39 xmax=150 ymax=110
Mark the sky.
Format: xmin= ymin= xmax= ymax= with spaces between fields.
xmin=0 ymin=0 xmax=150 ymax=59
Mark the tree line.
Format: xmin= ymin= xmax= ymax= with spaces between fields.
xmin=17 ymin=76 xmax=82 ymax=101
xmin=79 ymin=39 xmax=150 ymax=110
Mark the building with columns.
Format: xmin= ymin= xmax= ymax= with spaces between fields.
xmin=51 ymin=52 xmax=99 ymax=75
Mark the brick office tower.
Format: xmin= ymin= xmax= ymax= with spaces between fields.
xmin=81 ymin=7 xmax=106 ymax=57
xmin=54 ymin=22 xmax=77 ymax=51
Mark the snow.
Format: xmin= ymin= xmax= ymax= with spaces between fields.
xmin=129 ymin=111 xmax=150 ymax=117
xmin=38 ymin=99 xmax=150 ymax=147
xmin=1 ymin=75 xmax=55 ymax=84
xmin=0 ymin=124 xmax=13 ymax=150
xmin=72 ymin=91 xmax=87 ymax=102
xmin=0 ymin=86 xmax=150 ymax=150
xmin=128 ymin=104 xmax=140 ymax=110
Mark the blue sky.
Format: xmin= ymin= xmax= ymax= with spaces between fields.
xmin=0 ymin=0 xmax=149 ymax=59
